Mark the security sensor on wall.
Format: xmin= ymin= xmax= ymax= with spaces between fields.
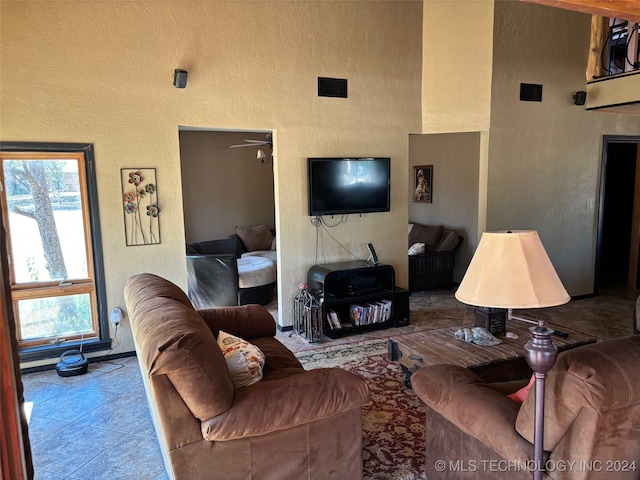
xmin=573 ymin=91 xmax=586 ymax=106
xmin=173 ymin=69 xmax=188 ymax=88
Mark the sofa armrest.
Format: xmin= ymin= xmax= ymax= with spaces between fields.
xmin=197 ymin=304 xmax=277 ymax=340
xmin=201 ymin=368 xmax=370 ymax=441
xmin=189 ymin=238 xmax=242 ymax=256
xmin=412 ymin=364 xmax=533 ymax=462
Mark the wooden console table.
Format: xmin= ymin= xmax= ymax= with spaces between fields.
xmin=388 ymin=321 xmax=596 ymax=387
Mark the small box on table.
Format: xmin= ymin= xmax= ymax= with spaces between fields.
xmin=474 ymin=307 xmax=507 ymax=336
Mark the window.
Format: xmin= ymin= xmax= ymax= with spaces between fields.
xmin=0 ymin=143 xmax=109 ymax=361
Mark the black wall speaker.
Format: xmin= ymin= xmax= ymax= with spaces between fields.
xmin=573 ymin=91 xmax=587 ymax=105
xmin=393 ymin=287 xmax=410 ymax=328
xmin=520 ymin=83 xmax=543 ymax=102
xmin=174 ymin=69 xmax=188 ymax=89
xmin=318 ymin=77 xmax=348 ymax=98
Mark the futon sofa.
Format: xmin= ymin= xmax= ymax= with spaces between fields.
xmin=186 ymin=225 xmax=277 ymax=308
xmin=125 ymin=273 xmax=371 ymax=480
xmin=412 ymin=335 xmax=640 ymax=480
xmin=408 ymin=223 xmax=462 ymax=292
xmin=187 ymin=237 xmax=276 ymax=308
xmin=230 ymin=224 xmax=277 ymax=265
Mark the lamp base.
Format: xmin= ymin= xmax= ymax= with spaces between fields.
xmin=474 ymin=307 xmax=507 ymax=336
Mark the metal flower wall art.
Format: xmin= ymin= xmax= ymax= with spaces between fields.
xmin=121 ymin=168 xmax=161 ymax=246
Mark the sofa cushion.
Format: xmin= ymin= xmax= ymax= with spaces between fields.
xmin=236 ymin=224 xmax=274 ymax=251
xmin=408 ymin=224 xmax=443 ymax=252
xmin=237 ymin=256 xmax=276 ymax=288
xmin=435 ymin=229 xmax=459 ymax=252
xmin=251 ymin=337 xmax=304 ymax=375
xmin=217 ymin=330 xmax=265 ymax=388
xmin=201 ymin=367 xmax=370 ymax=441
xmin=412 ymin=364 xmax=532 ymax=462
xmin=242 ymin=250 xmax=277 ymax=264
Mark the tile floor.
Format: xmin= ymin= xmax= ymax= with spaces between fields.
xmin=21 ymin=286 xmax=638 ymax=479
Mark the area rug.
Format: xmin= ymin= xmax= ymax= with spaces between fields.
xmin=295 ymin=339 xmax=389 ymax=369
xmin=298 ymin=344 xmax=426 ymax=480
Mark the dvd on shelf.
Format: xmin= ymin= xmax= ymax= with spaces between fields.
xmin=348 ymin=300 xmax=392 ymax=327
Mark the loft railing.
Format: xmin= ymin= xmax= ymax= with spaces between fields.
xmin=597 ymin=19 xmax=639 ymax=78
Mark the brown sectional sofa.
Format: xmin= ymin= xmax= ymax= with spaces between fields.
xmin=124 ymin=273 xmax=370 ymax=480
xmin=412 ymin=335 xmax=640 ymax=480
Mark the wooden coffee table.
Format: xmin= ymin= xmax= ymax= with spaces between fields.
xmin=387 ymin=321 xmax=596 ymax=387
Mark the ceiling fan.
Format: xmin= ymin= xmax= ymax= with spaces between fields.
xmin=229 ymin=133 xmax=272 ymax=149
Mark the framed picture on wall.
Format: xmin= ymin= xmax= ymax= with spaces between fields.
xmin=413 ymin=165 xmax=432 ymax=203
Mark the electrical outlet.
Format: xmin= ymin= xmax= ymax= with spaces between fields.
xmin=110 ymin=307 xmax=123 ymax=325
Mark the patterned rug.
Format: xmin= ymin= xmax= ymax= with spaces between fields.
xmin=295 ymin=339 xmax=389 ymax=369
xmin=297 ymin=343 xmax=427 ymax=480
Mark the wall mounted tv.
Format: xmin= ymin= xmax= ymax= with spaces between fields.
xmin=308 ymin=157 xmax=391 ymax=216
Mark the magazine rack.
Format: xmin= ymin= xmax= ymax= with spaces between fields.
xmin=293 ymin=286 xmax=322 ymax=343
xmin=307 ymin=261 xmax=395 ymax=339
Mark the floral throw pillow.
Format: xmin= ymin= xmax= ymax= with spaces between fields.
xmin=217 ymin=331 xmax=265 ymax=388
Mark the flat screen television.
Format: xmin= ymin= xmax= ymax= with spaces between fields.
xmin=308 ymin=157 xmax=391 ymax=216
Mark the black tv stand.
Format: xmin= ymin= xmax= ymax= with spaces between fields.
xmin=307 ymin=260 xmax=396 ymax=339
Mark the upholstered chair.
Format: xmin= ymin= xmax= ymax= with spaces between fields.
xmin=412 ymin=335 xmax=640 ymax=480
xmin=125 ymin=273 xmax=370 ymax=480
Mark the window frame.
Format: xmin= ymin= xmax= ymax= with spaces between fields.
xmin=0 ymin=142 xmax=110 ymax=362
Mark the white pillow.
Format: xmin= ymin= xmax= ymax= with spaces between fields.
xmin=408 ymin=242 xmax=426 ymax=256
xmin=217 ymin=330 xmax=265 ymax=388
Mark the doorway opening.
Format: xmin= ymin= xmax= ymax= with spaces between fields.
xmin=596 ymin=135 xmax=640 ymax=292
xmin=177 ymin=127 xmax=277 ymax=299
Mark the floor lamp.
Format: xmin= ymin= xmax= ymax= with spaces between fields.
xmin=454 ymin=230 xmax=570 ymax=480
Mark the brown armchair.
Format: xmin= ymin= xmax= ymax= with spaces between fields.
xmin=125 ymin=273 xmax=370 ymax=480
xmin=411 ymin=335 xmax=640 ymax=480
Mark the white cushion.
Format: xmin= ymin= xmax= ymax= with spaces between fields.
xmin=241 ymin=250 xmax=277 ymax=265
xmin=217 ymin=331 xmax=265 ymax=388
xmin=408 ymin=242 xmax=426 ymax=256
xmin=237 ymin=256 xmax=276 ymax=288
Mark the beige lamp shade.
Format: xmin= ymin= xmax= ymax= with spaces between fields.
xmin=455 ymin=230 xmax=570 ymax=309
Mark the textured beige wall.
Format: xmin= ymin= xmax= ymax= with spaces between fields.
xmin=408 ymin=132 xmax=480 ymax=281
xmin=489 ymin=2 xmax=640 ymax=295
xmin=179 ymin=131 xmax=275 ymax=243
xmin=1 ymin=1 xmax=421 ymax=363
xmin=422 ymin=0 xmax=494 ymax=133
xmin=421 ymin=0 xmax=494 ymax=250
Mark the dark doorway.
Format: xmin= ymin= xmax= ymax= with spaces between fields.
xmin=596 ymin=137 xmax=640 ymax=291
